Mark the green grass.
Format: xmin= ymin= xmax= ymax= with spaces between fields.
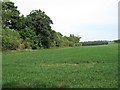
xmin=2 ymin=44 xmax=118 ymax=88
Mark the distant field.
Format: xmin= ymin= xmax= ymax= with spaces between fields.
xmin=2 ymin=44 xmax=118 ymax=88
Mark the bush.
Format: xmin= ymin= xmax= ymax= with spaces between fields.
xmin=75 ymin=43 xmax=82 ymax=46
xmin=22 ymin=38 xmax=32 ymax=49
xmin=69 ymin=42 xmax=75 ymax=47
xmin=18 ymin=44 xmax=25 ymax=50
xmin=2 ymin=27 xmax=23 ymax=51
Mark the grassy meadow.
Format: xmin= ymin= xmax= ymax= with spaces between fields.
xmin=2 ymin=44 xmax=118 ymax=88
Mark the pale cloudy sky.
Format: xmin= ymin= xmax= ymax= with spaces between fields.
xmin=10 ymin=0 xmax=119 ymax=41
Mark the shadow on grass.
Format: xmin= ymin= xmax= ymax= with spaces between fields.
xmin=2 ymin=80 xmax=70 ymax=88
xmin=3 ymin=81 xmax=26 ymax=88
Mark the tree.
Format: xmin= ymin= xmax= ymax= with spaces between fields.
xmin=114 ymin=39 xmax=120 ymax=43
xmin=26 ymin=9 xmax=54 ymax=48
xmin=16 ymin=15 xmax=26 ymax=31
xmin=64 ymin=34 xmax=81 ymax=47
xmin=2 ymin=1 xmax=20 ymax=29
xmin=2 ymin=1 xmax=82 ymax=50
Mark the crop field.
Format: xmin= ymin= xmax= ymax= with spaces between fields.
xmin=2 ymin=44 xmax=118 ymax=88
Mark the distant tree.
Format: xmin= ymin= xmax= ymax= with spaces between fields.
xmin=54 ymin=32 xmax=63 ymax=47
xmin=64 ymin=34 xmax=81 ymax=47
xmin=114 ymin=39 xmax=120 ymax=43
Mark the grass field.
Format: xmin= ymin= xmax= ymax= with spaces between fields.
xmin=2 ymin=44 xmax=118 ymax=88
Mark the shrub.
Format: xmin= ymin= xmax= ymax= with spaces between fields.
xmin=23 ymin=38 xmax=32 ymax=49
xmin=75 ymin=43 xmax=82 ymax=46
xmin=2 ymin=27 xmax=23 ymax=50
xmin=18 ymin=44 xmax=25 ymax=50
xmin=69 ymin=42 xmax=75 ymax=47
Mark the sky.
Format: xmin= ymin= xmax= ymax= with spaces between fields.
xmin=10 ymin=0 xmax=119 ymax=42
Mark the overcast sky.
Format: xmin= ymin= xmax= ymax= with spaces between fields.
xmin=10 ymin=0 xmax=119 ymax=41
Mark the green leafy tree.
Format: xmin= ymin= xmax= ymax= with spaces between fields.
xmin=114 ymin=39 xmax=120 ymax=43
xmin=26 ymin=9 xmax=54 ymax=48
xmin=64 ymin=34 xmax=81 ymax=47
xmin=2 ymin=1 xmax=82 ymax=50
xmin=16 ymin=15 xmax=26 ymax=31
xmin=2 ymin=1 xmax=20 ymax=29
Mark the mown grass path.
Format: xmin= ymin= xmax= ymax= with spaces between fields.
xmin=2 ymin=44 xmax=118 ymax=88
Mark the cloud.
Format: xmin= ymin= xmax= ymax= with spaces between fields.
xmin=11 ymin=0 xmax=119 ymax=41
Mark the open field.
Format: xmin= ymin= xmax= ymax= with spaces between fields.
xmin=2 ymin=44 xmax=118 ymax=88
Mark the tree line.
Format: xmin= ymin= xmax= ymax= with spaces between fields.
xmin=81 ymin=41 xmax=108 ymax=46
xmin=114 ymin=39 xmax=120 ymax=43
xmin=1 ymin=1 xmax=81 ymax=51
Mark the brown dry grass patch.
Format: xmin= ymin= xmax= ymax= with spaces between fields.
xmin=40 ymin=62 xmax=97 ymax=67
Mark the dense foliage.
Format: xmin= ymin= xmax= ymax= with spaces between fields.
xmin=114 ymin=39 xmax=120 ymax=43
xmin=82 ymin=41 xmax=108 ymax=46
xmin=2 ymin=27 xmax=23 ymax=50
xmin=2 ymin=1 xmax=81 ymax=50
